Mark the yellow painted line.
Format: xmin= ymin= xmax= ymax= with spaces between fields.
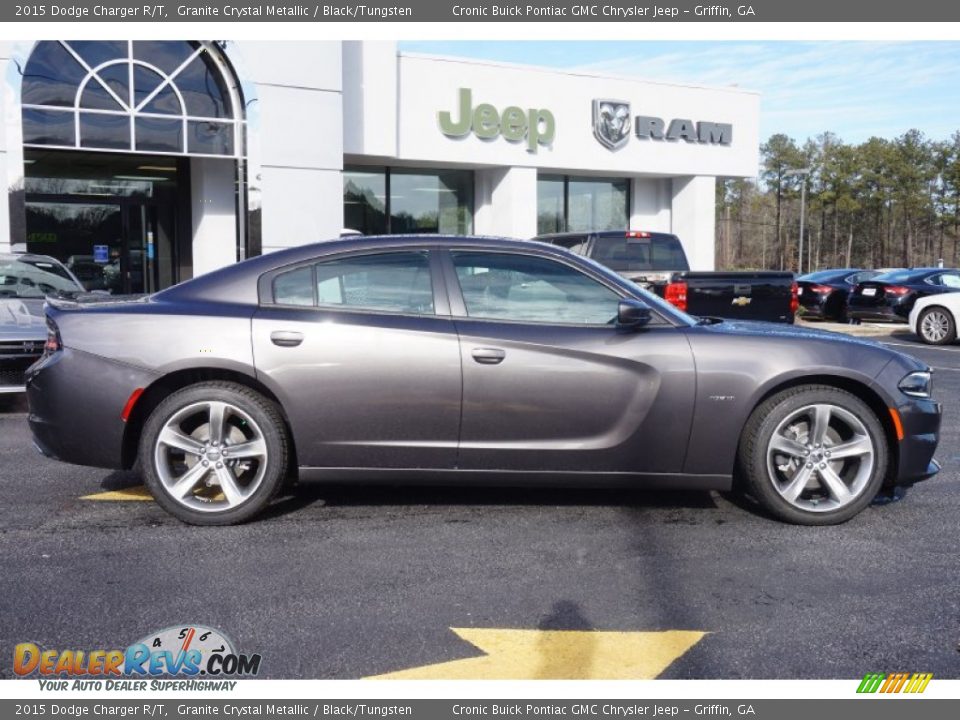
xmin=81 ymin=486 xmax=154 ymax=502
xmin=368 ymin=627 xmax=707 ymax=680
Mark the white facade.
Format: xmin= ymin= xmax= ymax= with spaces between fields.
xmin=1 ymin=41 xmax=759 ymax=281
xmin=346 ymin=44 xmax=759 ymax=269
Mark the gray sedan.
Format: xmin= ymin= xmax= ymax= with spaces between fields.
xmin=26 ymin=236 xmax=941 ymax=525
xmin=1 ymin=253 xmax=84 ymax=393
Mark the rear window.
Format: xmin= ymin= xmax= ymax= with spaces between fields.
xmin=799 ymin=270 xmax=848 ymax=283
xmin=590 ymin=234 xmax=689 ymax=272
xmin=871 ymin=270 xmax=927 ymax=284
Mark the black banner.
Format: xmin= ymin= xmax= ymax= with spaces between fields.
xmin=5 ymin=0 xmax=960 ymax=22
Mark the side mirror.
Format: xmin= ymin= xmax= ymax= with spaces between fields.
xmin=617 ymin=298 xmax=652 ymax=328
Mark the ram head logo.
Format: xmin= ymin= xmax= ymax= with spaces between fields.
xmin=592 ymin=99 xmax=632 ymax=151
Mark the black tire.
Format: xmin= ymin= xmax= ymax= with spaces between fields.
xmin=139 ymin=381 xmax=289 ymax=525
xmin=738 ymin=385 xmax=888 ymax=525
xmin=916 ymin=306 xmax=956 ymax=346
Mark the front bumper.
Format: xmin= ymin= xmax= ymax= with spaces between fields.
xmin=894 ymin=396 xmax=942 ymax=485
xmin=27 ymin=347 xmax=158 ymax=470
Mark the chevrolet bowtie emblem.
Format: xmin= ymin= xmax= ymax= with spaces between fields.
xmin=731 ymin=296 xmax=752 ymax=307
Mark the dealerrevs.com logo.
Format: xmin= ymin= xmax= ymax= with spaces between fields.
xmin=14 ymin=625 xmax=261 ymax=691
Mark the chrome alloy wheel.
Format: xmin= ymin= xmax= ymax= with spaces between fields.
xmin=920 ymin=309 xmax=950 ymax=343
xmin=153 ymin=400 xmax=269 ymax=513
xmin=765 ymin=403 xmax=875 ymax=513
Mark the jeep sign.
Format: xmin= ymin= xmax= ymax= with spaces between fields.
xmin=438 ymin=88 xmax=555 ymax=154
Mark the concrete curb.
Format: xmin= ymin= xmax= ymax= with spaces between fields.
xmin=796 ymin=318 xmax=913 ymax=338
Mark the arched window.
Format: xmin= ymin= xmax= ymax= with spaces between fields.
xmin=21 ymin=41 xmax=242 ymax=157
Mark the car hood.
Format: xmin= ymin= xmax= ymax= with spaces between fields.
xmin=699 ymin=318 xmax=875 ymax=344
xmin=0 ymin=298 xmax=47 ymax=341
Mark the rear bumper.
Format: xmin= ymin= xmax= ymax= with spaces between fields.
xmin=26 ymin=347 xmax=158 ymax=470
xmin=798 ymin=302 xmax=827 ymax=319
xmin=848 ymin=304 xmax=909 ymax=323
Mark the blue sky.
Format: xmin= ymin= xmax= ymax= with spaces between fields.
xmin=399 ymin=41 xmax=960 ymax=145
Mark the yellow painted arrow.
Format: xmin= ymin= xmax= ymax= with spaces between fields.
xmin=368 ymin=627 xmax=707 ymax=680
xmin=81 ymin=486 xmax=153 ymax=501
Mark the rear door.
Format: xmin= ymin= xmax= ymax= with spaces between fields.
xmin=441 ymin=248 xmax=696 ymax=474
xmin=252 ymin=248 xmax=462 ymax=469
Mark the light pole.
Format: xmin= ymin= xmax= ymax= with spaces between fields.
xmin=784 ymin=168 xmax=811 ymax=274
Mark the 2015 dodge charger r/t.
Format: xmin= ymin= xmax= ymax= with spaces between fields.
xmin=26 ymin=236 xmax=941 ymax=526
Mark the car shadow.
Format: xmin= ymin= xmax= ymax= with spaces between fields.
xmin=257 ymin=483 xmax=721 ymax=522
xmin=93 ymin=469 xmax=726 ymax=523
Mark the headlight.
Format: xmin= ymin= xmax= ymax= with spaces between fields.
xmin=899 ymin=370 xmax=933 ymax=398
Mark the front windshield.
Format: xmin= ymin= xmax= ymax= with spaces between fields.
xmin=0 ymin=258 xmax=83 ymax=298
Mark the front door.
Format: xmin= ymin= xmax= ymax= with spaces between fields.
xmin=442 ymin=249 xmax=697 ymax=474
xmin=25 ymin=198 xmax=175 ymax=294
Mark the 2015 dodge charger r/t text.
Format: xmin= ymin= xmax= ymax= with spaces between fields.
xmin=26 ymin=236 xmax=941 ymax=525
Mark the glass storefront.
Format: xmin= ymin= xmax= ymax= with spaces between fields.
xmin=343 ymin=166 xmax=473 ymax=235
xmin=23 ymin=149 xmax=185 ymax=294
xmin=537 ymin=175 xmax=630 ymax=235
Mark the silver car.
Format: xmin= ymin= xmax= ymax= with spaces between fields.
xmin=26 ymin=236 xmax=941 ymax=526
xmin=1 ymin=253 xmax=84 ymax=393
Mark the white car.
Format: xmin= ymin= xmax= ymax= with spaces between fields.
xmin=910 ymin=293 xmax=960 ymax=345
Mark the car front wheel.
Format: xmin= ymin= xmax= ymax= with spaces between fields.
xmin=738 ymin=386 xmax=888 ymax=525
xmin=139 ymin=381 xmax=289 ymax=525
xmin=917 ymin=306 xmax=956 ymax=345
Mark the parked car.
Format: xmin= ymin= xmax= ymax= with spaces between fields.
xmin=796 ymin=269 xmax=884 ymax=322
xmin=27 ymin=235 xmax=940 ymax=526
xmin=909 ymin=293 xmax=960 ymax=345
xmin=847 ymin=268 xmax=960 ymax=323
xmin=535 ymin=230 xmax=797 ymax=323
xmin=0 ymin=253 xmax=84 ymax=393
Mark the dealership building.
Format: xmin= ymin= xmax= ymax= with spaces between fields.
xmin=0 ymin=41 xmax=759 ymax=294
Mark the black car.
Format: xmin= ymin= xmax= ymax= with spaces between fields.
xmin=797 ymin=268 xmax=882 ymax=322
xmin=847 ymin=268 xmax=960 ymax=323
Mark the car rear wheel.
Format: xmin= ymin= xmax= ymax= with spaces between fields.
xmin=738 ymin=386 xmax=888 ymax=525
xmin=917 ymin=306 xmax=956 ymax=345
xmin=139 ymin=382 xmax=289 ymax=525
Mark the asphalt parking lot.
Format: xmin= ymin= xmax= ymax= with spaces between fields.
xmin=1 ymin=329 xmax=958 ymax=680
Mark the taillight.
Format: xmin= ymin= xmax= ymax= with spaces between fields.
xmin=811 ymin=284 xmax=833 ymax=294
xmin=665 ymin=281 xmax=688 ymax=312
xmin=43 ymin=318 xmax=62 ymax=355
xmin=790 ymin=281 xmax=800 ymax=314
xmin=885 ymin=285 xmax=911 ymax=296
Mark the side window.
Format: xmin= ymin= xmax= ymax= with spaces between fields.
xmin=273 ymin=265 xmax=313 ymax=306
xmin=451 ymin=252 xmax=621 ymax=325
xmin=272 ymin=251 xmax=435 ymax=315
xmin=941 ymin=273 xmax=960 ymax=289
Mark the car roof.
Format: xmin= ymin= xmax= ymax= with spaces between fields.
xmin=157 ymin=235 xmax=568 ymax=305
xmin=0 ymin=252 xmax=64 ymax=263
xmin=535 ymin=230 xmax=678 ymax=239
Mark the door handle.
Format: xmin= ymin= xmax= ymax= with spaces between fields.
xmin=270 ymin=331 xmax=304 ymax=347
xmin=472 ymin=347 xmax=506 ymax=365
